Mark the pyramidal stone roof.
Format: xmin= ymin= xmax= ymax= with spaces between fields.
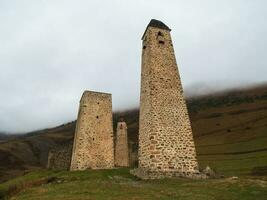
xmin=142 ymin=19 xmax=171 ymax=39
xmin=147 ymin=19 xmax=171 ymax=30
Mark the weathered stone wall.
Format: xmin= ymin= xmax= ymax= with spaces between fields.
xmin=47 ymin=142 xmax=72 ymax=170
xmin=129 ymin=141 xmax=138 ymax=167
xmin=70 ymin=91 xmax=114 ymax=170
xmin=132 ymin=20 xmax=203 ymax=179
xmin=115 ymin=121 xmax=129 ymax=167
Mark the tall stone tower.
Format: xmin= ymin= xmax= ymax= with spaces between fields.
xmin=70 ymin=91 xmax=114 ymax=170
xmin=115 ymin=120 xmax=129 ymax=167
xmin=133 ymin=19 xmax=201 ymax=179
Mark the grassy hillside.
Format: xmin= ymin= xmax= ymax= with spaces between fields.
xmin=0 ymin=84 xmax=267 ymax=183
xmin=0 ymin=122 xmax=75 ymax=183
xmin=0 ymin=169 xmax=266 ymax=200
xmin=188 ymin=84 xmax=267 ymax=176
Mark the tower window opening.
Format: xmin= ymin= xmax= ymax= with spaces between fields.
xmin=143 ymin=45 xmax=146 ymax=49
xmin=159 ymin=41 xmax=165 ymax=44
xmin=158 ymin=31 xmax=163 ymax=36
xmin=96 ymin=116 xmax=99 ymax=119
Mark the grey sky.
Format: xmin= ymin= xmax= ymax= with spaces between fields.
xmin=0 ymin=0 xmax=266 ymax=133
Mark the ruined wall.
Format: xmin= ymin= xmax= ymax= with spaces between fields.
xmin=70 ymin=91 xmax=114 ymax=170
xmin=132 ymin=19 xmax=204 ymax=179
xmin=47 ymin=142 xmax=72 ymax=170
xmin=115 ymin=121 xmax=129 ymax=167
xmin=129 ymin=141 xmax=138 ymax=167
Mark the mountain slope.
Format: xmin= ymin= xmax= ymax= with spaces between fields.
xmin=0 ymin=84 xmax=267 ymax=182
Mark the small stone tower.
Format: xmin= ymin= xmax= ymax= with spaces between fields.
xmin=70 ymin=91 xmax=114 ymax=170
xmin=133 ymin=19 xmax=201 ymax=179
xmin=115 ymin=119 xmax=129 ymax=167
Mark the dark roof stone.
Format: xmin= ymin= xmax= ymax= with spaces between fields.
xmin=147 ymin=19 xmax=171 ymax=30
xmin=142 ymin=19 xmax=171 ymax=39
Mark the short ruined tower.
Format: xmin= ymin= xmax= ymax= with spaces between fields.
xmin=47 ymin=143 xmax=72 ymax=170
xmin=115 ymin=119 xmax=129 ymax=167
xmin=132 ymin=19 xmax=201 ymax=179
xmin=70 ymin=91 xmax=114 ymax=170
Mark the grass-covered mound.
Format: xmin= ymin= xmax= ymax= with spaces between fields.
xmin=1 ymin=168 xmax=266 ymax=200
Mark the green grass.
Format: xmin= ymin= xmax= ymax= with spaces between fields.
xmin=198 ymin=152 xmax=267 ymax=176
xmin=192 ymin=100 xmax=267 ymax=177
xmin=0 ymin=170 xmax=54 ymax=199
xmin=0 ymin=168 xmax=266 ymax=200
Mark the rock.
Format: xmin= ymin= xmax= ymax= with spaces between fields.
xmin=230 ymin=176 xmax=238 ymax=180
xmin=203 ymin=166 xmax=216 ymax=177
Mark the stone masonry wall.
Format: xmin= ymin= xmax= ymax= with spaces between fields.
xmin=132 ymin=20 xmax=203 ymax=179
xmin=115 ymin=121 xmax=129 ymax=167
xmin=70 ymin=91 xmax=114 ymax=170
xmin=47 ymin=142 xmax=72 ymax=170
xmin=129 ymin=141 xmax=138 ymax=167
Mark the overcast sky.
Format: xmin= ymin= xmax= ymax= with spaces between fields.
xmin=0 ymin=0 xmax=266 ymax=133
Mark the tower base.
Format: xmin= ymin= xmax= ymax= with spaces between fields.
xmin=130 ymin=168 xmax=207 ymax=180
